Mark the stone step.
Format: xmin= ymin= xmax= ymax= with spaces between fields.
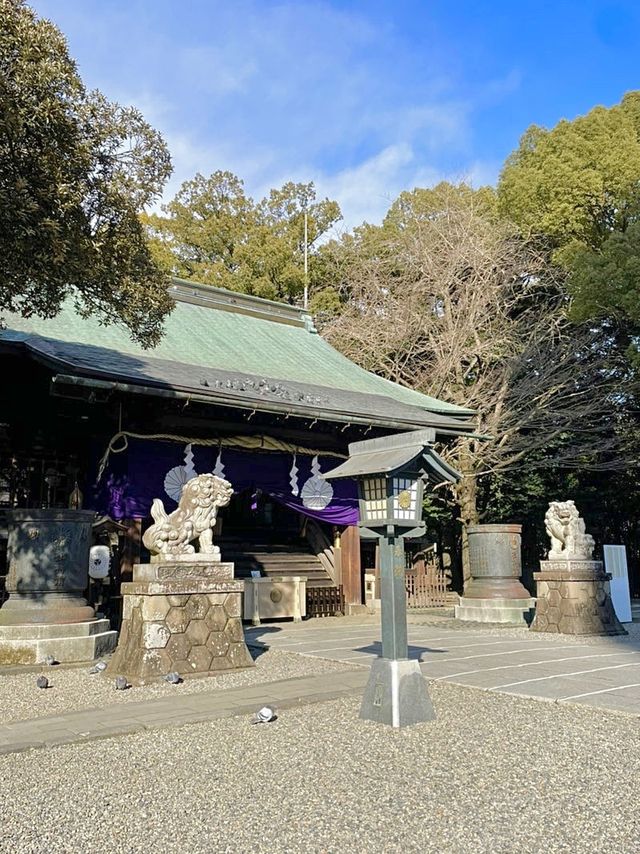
xmin=0 ymin=618 xmax=113 ymax=640
xmin=0 ymin=619 xmax=117 ymax=665
xmin=455 ymin=597 xmax=535 ymax=627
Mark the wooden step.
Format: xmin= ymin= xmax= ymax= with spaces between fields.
xmin=219 ymin=535 xmax=336 ymax=589
xmin=231 ymin=557 xmax=323 ymax=569
xmin=234 ymin=568 xmax=329 ymax=580
xmin=225 ymin=553 xmax=320 ymax=562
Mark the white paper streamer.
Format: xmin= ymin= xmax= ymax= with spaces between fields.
xmin=289 ymin=452 xmax=299 ymax=496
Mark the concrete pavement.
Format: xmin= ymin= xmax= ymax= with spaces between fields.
xmin=245 ymin=617 xmax=640 ymax=715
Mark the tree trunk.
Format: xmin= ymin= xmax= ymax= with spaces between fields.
xmin=455 ymin=451 xmax=480 ymax=590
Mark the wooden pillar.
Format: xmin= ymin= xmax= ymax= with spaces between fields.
xmin=340 ymin=525 xmax=362 ymax=608
xmin=120 ymin=518 xmax=142 ymax=583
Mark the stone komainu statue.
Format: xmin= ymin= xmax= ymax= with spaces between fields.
xmin=544 ymin=499 xmax=595 ymax=560
xmin=142 ymin=474 xmax=233 ymax=559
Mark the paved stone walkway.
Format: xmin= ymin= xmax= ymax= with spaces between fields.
xmin=0 ymin=669 xmax=367 ymax=755
xmin=246 ymin=618 xmax=640 ymax=716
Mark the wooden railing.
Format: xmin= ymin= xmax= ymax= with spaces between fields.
xmin=303 ymin=518 xmax=338 ymax=585
xmin=405 ymin=545 xmax=447 ymax=608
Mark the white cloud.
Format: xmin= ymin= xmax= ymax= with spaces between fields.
xmin=31 ymin=0 xmax=521 ymax=229
xmin=176 ymin=47 xmax=258 ymax=97
xmin=463 ymin=159 xmax=504 ymax=188
xmin=318 ymin=144 xmax=424 ymax=229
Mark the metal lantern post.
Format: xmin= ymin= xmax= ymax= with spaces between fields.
xmin=324 ymin=430 xmax=461 ymax=728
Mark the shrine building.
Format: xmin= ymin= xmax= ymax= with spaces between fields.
xmin=0 ymin=279 xmax=473 ymax=615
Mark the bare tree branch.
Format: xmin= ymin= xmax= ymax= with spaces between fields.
xmin=320 ymin=184 xmax=637 ymax=531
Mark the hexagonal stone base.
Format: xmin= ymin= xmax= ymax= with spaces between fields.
xmin=530 ymin=560 xmax=627 ymax=636
xmin=107 ymin=562 xmax=254 ymax=685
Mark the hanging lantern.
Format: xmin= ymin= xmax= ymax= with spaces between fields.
xmin=68 ymin=482 xmax=84 ymax=510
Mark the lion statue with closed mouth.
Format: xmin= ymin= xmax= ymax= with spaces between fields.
xmin=544 ymin=499 xmax=595 ymax=560
xmin=142 ymin=473 xmax=233 ymax=560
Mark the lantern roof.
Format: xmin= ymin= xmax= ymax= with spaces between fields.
xmin=322 ymin=430 xmax=461 ymax=482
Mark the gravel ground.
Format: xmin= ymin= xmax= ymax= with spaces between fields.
xmin=5 ymin=616 xmax=636 ymax=727
xmin=1 ymin=680 xmax=639 ymax=854
xmin=0 ymin=648 xmax=358 ymax=726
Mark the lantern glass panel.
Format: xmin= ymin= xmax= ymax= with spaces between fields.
xmin=391 ymin=476 xmax=420 ymax=523
xmin=361 ymin=476 xmax=387 ymax=522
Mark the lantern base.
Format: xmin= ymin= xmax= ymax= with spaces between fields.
xmin=359 ymin=657 xmax=435 ymax=728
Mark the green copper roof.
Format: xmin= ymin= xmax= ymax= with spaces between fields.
xmin=0 ymin=279 xmax=472 ymax=419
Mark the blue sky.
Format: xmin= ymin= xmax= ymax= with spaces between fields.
xmin=32 ymin=0 xmax=640 ymax=231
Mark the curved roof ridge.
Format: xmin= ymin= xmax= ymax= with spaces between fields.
xmin=0 ymin=280 xmax=474 ymax=420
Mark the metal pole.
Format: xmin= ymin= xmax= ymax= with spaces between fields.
xmin=303 ymin=208 xmax=308 ymax=310
xmin=379 ymin=532 xmax=408 ymax=660
xmin=359 ymin=528 xmax=434 ymax=728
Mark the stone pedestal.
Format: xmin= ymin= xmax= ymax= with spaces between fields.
xmin=107 ymin=560 xmax=254 ymax=685
xmin=530 ymin=559 xmax=627 ymax=636
xmin=0 ymin=619 xmax=116 ymax=665
xmin=455 ymin=597 xmax=535 ymax=625
xmin=360 ymin=658 xmax=435 ymax=728
xmin=456 ymin=524 xmax=534 ymax=625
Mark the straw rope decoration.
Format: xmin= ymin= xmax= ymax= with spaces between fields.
xmin=95 ymin=430 xmax=347 ymax=484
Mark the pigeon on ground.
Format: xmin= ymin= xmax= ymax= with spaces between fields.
xmin=114 ymin=676 xmax=129 ymax=691
xmin=44 ymin=655 xmax=57 ymax=666
xmin=36 ymin=675 xmax=49 ymax=689
xmin=163 ymin=672 xmax=181 ymax=684
xmin=89 ymin=660 xmax=107 ymax=674
xmin=251 ymin=706 xmax=276 ymax=724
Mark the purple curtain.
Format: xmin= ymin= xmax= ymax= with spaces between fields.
xmin=91 ymin=438 xmax=359 ymax=526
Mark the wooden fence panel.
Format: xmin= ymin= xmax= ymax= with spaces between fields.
xmin=307 ymin=585 xmax=345 ymax=618
xmin=405 ymin=570 xmax=447 ymax=608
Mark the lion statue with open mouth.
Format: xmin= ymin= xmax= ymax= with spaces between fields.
xmin=142 ymin=473 xmax=234 ymax=560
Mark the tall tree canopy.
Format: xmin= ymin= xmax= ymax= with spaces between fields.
xmin=497 ymin=92 xmax=640 ymax=333
xmin=144 ymin=172 xmax=341 ymax=302
xmin=0 ymin=0 xmax=172 ymax=345
xmin=320 ymin=182 xmax=634 ymax=579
